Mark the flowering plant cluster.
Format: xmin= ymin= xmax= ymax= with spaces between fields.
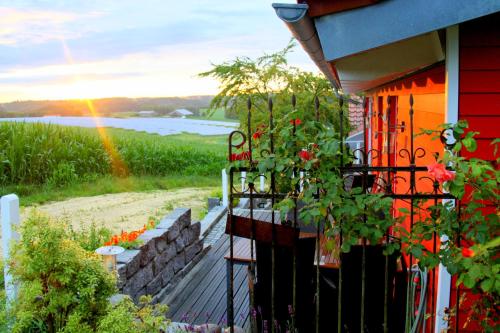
xmin=232 ymin=105 xmax=499 ymax=330
xmin=404 ymin=121 xmax=499 ymax=330
xmin=104 ymin=218 xmax=158 ymax=249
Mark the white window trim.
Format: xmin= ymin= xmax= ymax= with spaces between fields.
xmin=434 ymin=24 xmax=459 ymax=333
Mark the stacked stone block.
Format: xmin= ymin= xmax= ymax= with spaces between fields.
xmin=116 ymin=208 xmax=203 ymax=301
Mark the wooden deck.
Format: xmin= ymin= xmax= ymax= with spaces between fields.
xmin=162 ymin=232 xmax=250 ymax=329
xmin=161 ymin=208 xmax=338 ymax=330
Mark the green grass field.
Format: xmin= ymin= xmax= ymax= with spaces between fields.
xmin=0 ymin=122 xmax=228 ymax=205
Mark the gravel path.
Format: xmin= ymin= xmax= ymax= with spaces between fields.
xmin=20 ymin=187 xmax=216 ymax=233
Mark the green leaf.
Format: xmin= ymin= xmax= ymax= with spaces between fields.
xmin=463 ymin=273 xmax=476 ymax=289
xmin=411 ymin=246 xmax=423 ymax=258
xmin=480 ymin=278 xmax=494 ymax=292
xmin=463 ymin=137 xmax=477 ymax=152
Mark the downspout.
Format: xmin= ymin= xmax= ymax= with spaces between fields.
xmin=272 ymin=3 xmax=340 ymax=89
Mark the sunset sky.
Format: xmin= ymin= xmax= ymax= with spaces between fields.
xmin=0 ymin=1 xmax=315 ymax=103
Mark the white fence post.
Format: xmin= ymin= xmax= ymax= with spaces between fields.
xmin=299 ymin=171 xmax=304 ymax=192
xmin=222 ymin=169 xmax=228 ymax=207
xmin=241 ymin=171 xmax=246 ymax=192
xmin=355 ymin=142 xmax=361 ymax=164
xmin=1 ymin=194 xmax=20 ymax=305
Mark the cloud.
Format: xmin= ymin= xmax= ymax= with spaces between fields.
xmin=0 ymin=1 xmax=316 ymax=102
xmin=0 ymin=33 xmax=316 ymax=102
xmin=0 ymin=7 xmax=101 ymax=45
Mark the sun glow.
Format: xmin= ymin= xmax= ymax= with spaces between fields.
xmin=60 ymin=39 xmax=128 ymax=175
xmin=85 ymin=99 xmax=129 ymax=176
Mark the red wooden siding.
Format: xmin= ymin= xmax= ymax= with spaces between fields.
xmin=459 ymin=94 xmax=500 ymax=116
xmin=447 ymin=12 xmax=500 ymax=332
xmin=300 ymin=0 xmax=380 ymax=17
xmin=459 ymin=13 xmax=500 ymax=163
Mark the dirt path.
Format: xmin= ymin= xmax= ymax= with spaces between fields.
xmin=20 ymin=187 xmax=215 ymax=234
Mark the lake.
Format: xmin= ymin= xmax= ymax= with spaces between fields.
xmin=0 ymin=116 xmax=239 ymax=136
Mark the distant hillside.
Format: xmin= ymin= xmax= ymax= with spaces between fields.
xmin=0 ymin=96 xmax=213 ymax=117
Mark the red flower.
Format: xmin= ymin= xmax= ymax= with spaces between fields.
xmin=240 ymin=151 xmax=251 ymax=160
xmin=252 ymin=131 xmax=263 ymax=140
xmin=461 ymin=247 xmax=475 ymax=258
xmin=427 ymin=163 xmax=455 ymax=183
xmin=298 ymin=149 xmax=312 ymax=161
xmin=311 ymin=143 xmax=319 ymax=150
xmin=289 ymin=118 xmax=302 ymax=126
xmin=230 ymin=151 xmax=251 ymax=161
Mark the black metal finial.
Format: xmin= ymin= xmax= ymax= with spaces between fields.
xmin=291 ymin=94 xmax=296 ymax=108
xmin=314 ymin=96 xmax=320 ymax=120
xmin=268 ymin=97 xmax=273 ymax=112
xmin=362 ymin=97 xmax=367 ymax=110
xmin=409 ymin=94 xmax=414 ymax=116
xmin=247 ymin=97 xmax=252 ymax=110
xmin=339 ymin=97 xmax=344 ymax=108
xmin=386 ymin=95 xmax=391 ymax=106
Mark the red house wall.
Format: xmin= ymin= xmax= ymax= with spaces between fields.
xmin=447 ymin=13 xmax=500 ymax=332
xmin=459 ymin=13 xmax=500 ymax=161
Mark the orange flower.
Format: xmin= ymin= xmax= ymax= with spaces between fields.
xmin=290 ymin=118 xmax=302 ymax=126
xmin=128 ymin=231 xmax=140 ymax=242
xmin=104 ymin=241 xmax=112 ymax=246
xmin=111 ymin=235 xmax=119 ymax=245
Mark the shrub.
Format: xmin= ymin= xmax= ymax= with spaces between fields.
xmin=96 ymin=296 xmax=169 ymax=333
xmin=68 ymin=222 xmax=112 ymax=252
xmin=8 ymin=213 xmax=116 ymax=332
xmin=3 ymin=213 xmax=172 ymax=332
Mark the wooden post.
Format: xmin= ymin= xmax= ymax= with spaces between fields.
xmin=1 ymin=194 xmax=20 ymax=305
xmin=222 ymin=169 xmax=229 ymax=207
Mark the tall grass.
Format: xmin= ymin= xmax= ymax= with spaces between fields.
xmin=0 ymin=122 xmax=226 ymax=186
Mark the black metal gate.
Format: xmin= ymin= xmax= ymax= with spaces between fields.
xmin=225 ymin=94 xmax=459 ymax=333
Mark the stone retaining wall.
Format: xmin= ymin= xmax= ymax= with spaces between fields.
xmin=116 ymin=208 xmax=204 ymax=302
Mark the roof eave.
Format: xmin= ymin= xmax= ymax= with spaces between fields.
xmin=272 ymin=3 xmax=340 ymax=90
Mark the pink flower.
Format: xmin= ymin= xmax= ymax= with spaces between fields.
xmin=298 ymin=149 xmax=312 ymax=161
xmin=427 ymin=163 xmax=455 ymax=183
